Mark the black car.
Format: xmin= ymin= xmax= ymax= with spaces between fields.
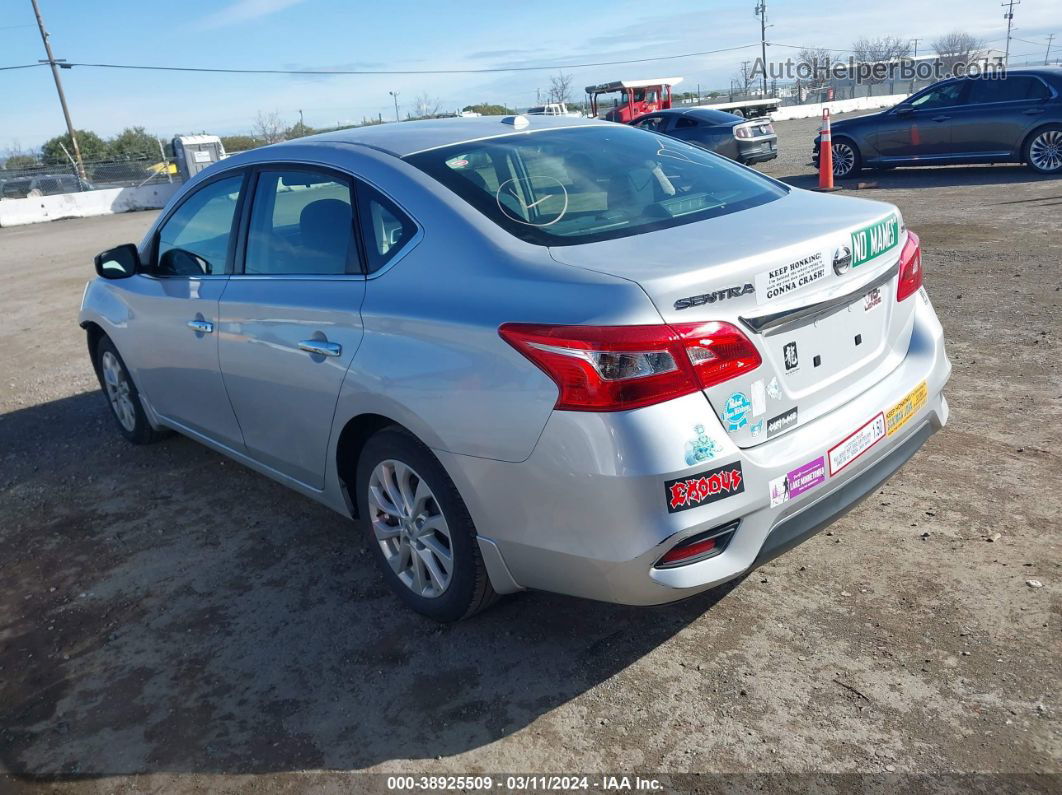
xmin=0 ymin=173 xmax=92 ymax=199
xmin=631 ymin=108 xmax=778 ymax=165
xmin=814 ymin=66 xmax=1062 ymax=176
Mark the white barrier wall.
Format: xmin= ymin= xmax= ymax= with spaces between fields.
xmin=0 ymin=183 xmax=180 ymax=228
xmin=771 ymin=94 xmax=910 ymax=121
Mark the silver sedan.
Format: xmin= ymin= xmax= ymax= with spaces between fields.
xmin=80 ymin=115 xmax=950 ymax=620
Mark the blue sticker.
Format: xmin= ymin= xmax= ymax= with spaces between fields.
xmin=684 ymin=424 xmax=721 ymax=465
xmin=724 ymin=392 xmax=751 ymax=431
xmin=750 ymin=419 xmax=764 ymax=438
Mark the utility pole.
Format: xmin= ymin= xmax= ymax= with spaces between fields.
xmin=910 ymin=38 xmax=920 ymax=58
xmin=298 ymin=108 xmax=304 ymax=127
xmin=1046 ymin=34 xmax=1055 ymax=65
xmin=754 ymin=1 xmax=769 ymax=96
xmin=30 ymin=0 xmax=84 ymax=178
xmin=388 ymin=91 xmax=400 ymax=122
xmin=1002 ymin=0 xmax=1020 ymax=65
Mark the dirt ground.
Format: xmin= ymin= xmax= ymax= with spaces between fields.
xmin=1 ymin=115 xmax=1060 ymax=791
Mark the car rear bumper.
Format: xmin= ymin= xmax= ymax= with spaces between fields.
xmin=440 ymin=290 xmax=951 ymax=605
xmin=738 ymin=137 xmax=778 ymax=164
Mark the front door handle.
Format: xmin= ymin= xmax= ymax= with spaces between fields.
xmin=187 ymin=320 xmax=214 ymax=333
xmin=298 ymin=340 xmax=342 ymax=357
xmin=1024 ymin=108 xmax=1046 ymax=115
xmin=932 ymin=115 xmax=950 ymax=122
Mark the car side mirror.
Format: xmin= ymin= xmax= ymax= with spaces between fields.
xmin=94 ymin=243 xmax=140 ymax=279
xmin=894 ymin=105 xmax=914 ymax=116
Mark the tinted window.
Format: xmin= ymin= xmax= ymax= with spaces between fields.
xmin=156 ymin=174 xmax=243 ymax=276
xmin=244 ymin=170 xmax=356 ymax=275
xmin=676 ymin=117 xmax=698 ymax=128
xmin=689 ymin=109 xmax=744 ymax=125
xmin=967 ymin=76 xmax=1051 ymax=104
xmin=909 ymin=82 xmax=965 ymax=109
xmin=633 ymin=116 xmax=666 ymax=131
xmin=356 ymin=184 xmax=417 ymax=273
xmin=406 ymin=125 xmax=787 ymax=246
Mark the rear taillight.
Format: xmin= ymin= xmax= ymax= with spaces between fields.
xmin=499 ymin=322 xmax=761 ymax=412
xmin=896 ymin=230 xmax=923 ymax=302
xmin=734 ymin=125 xmax=752 ymax=139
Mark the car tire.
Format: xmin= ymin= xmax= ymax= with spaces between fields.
xmin=95 ymin=337 xmax=167 ymax=445
xmin=355 ymin=427 xmax=498 ymax=622
xmin=1024 ymin=125 xmax=1062 ymax=175
xmin=832 ymin=138 xmax=862 ymax=178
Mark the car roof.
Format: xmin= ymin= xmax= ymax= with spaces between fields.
xmin=647 ymin=107 xmax=744 ymax=122
xmin=303 ymin=115 xmax=602 ymax=158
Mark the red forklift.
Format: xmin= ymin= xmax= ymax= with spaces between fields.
xmin=585 ymin=77 xmax=683 ymax=123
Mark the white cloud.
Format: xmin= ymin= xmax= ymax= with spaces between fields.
xmin=199 ymin=0 xmax=310 ymax=29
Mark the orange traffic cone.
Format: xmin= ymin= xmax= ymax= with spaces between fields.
xmin=815 ymin=108 xmax=840 ymax=192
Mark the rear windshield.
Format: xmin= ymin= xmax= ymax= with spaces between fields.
xmin=404 ymin=125 xmax=787 ymax=246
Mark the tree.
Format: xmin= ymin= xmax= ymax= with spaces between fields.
xmin=252 ymin=111 xmax=287 ymax=144
xmin=852 ymin=36 xmax=912 ymax=93
xmin=548 ymin=72 xmax=575 ymax=105
xmin=220 ymin=135 xmax=261 ymax=153
xmin=109 ymin=126 xmax=159 ymax=160
xmin=411 ymin=93 xmax=443 ymax=118
xmin=933 ymin=31 xmax=986 ymax=76
xmin=41 ymin=130 xmax=109 ymax=165
xmin=734 ymin=61 xmax=754 ymax=97
xmin=3 ymin=154 xmax=39 ymax=171
xmin=462 ymin=103 xmax=514 ymax=116
xmin=286 ymin=121 xmax=315 ymax=139
xmin=798 ymin=47 xmax=832 ymax=93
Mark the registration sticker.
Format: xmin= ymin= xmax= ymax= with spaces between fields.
xmin=851 ymin=215 xmax=900 ymax=268
xmin=885 ymin=380 xmax=928 ymax=436
xmin=828 ymin=414 xmax=886 ymax=476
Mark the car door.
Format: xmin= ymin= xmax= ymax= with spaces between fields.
xmin=873 ymin=80 xmax=967 ymax=159
xmin=948 ymin=75 xmax=1055 ymax=157
xmin=119 ymin=171 xmax=248 ymax=449
xmin=216 ymin=166 xmax=371 ymax=488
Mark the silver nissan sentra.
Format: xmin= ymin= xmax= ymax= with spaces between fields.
xmin=80 ymin=115 xmax=950 ymax=621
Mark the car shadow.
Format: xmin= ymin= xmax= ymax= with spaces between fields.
xmin=0 ymin=391 xmax=739 ymax=780
xmin=775 ymin=164 xmax=1060 ymax=191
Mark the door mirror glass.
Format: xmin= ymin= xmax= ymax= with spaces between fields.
xmin=894 ymin=105 xmax=914 ymax=116
xmin=94 ymin=243 xmax=140 ymax=279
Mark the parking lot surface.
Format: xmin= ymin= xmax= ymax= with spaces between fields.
xmin=1 ymin=115 xmax=1059 ymax=790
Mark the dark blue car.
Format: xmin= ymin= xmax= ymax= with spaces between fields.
xmin=814 ymin=66 xmax=1062 ymax=176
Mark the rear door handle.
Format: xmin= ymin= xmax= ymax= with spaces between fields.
xmin=932 ymin=115 xmax=950 ymax=122
xmin=187 ymin=320 xmax=214 ymax=333
xmin=298 ymin=340 xmax=342 ymax=357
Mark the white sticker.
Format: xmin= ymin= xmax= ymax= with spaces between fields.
xmin=193 ymin=150 xmax=212 ymax=163
xmin=751 ymin=379 xmax=766 ymax=417
xmin=828 ymin=413 xmax=886 ymax=476
xmin=766 ymin=376 xmax=782 ymax=401
xmin=864 ymin=287 xmax=882 ymax=311
xmin=755 ymin=252 xmax=827 ymax=304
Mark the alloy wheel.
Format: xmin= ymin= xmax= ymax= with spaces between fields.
xmin=1029 ymin=130 xmax=1062 ymax=173
xmin=832 ymin=142 xmax=856 ymax=177
xmin=368 ymin=459 xmax=454 ymax=598
xmin=101 ymin=350 xmax=137 ymax=432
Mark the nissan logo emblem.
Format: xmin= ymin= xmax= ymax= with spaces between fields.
xmin=833 ymin=245 xmax=852 ymax=275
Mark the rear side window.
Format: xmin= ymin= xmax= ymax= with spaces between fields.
xmin=967 ymin=76 xmax=1051 ymax=103
xmin=156 ymin=174 xmax=243 ymax=276
xmin=676 ymin=117 xmax=698 ymax=128
xmin=244 ymin=170 xmax=358 ymax=275
xmin=356 ymin=184 xmax=417 ymax=273
xmin=406 ymin=125 xmax=787 ymax=246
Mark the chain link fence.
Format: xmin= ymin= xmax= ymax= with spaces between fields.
xmin=0 ymin=156 xmax=181 ymax=200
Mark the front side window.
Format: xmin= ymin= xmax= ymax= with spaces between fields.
xmin=244 ymin=170 xmax=357 ymax=275
xmin=156 ymin=174 xmax=243 ymax=276
xmin=632 ymin=116 xmax=666 ymax=131
xmin=406 ymin=125 xmax=787 ymax=246
xmin=909 ymin=82 xmax=965 ymax=109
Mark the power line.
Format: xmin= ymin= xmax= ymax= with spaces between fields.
xmin=0 ymin=62 xmax=45 ymax=70
xmin=0 ymin=44 xmax=760 ymax=78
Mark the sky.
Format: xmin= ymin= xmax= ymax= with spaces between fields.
xmin=2 ymin=0 xmax=1060 ymax=153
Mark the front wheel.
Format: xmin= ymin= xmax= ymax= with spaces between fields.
xmin=832 ymin=139 xmax=862 ymax=178
xmin=1025 ymin=125 xmax=1062 ymax=174
xmin=355 ymin=427 xmax=497 ymax=621
xmin=95 ymin=337 xmax=166 ymax=445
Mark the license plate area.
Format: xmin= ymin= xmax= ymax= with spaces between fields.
xmin=767 ymin=287 xmax=889 ymax=397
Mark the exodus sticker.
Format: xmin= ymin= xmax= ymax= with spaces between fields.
xmin=723 ymin=392 xmax=751 ymax=431
xmin=666 ymin=462 xmax=745 ymax=513
xmin=684 ymin=424 xmax=721 ymax=465
xmin=769 ymin=456 xmax=827 ymax=508
xmin=829 ymin=413 xmax=886 ymax=476
xmin=851 ymin=214 xmax=900 ymax=268
xmin=886 ymin=380 xmax=928 ymax=436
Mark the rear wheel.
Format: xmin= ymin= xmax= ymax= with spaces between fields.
xmin=95 ymin=337 xmax=166 ymax=445
xmin=832 ymin=138 xmax=862 ymax=178
xmin=355 ymin=427 xmax=497 ymax=621
xmin=1025 ymin=125 xmax=1062 ymax=174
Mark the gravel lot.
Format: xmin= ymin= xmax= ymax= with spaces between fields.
xmin=1 ymin=115 xmax=1060 ymax=791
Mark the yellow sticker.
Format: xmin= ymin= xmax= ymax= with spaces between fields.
xmin=886 ymin=380 xmax=928 ymax=436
